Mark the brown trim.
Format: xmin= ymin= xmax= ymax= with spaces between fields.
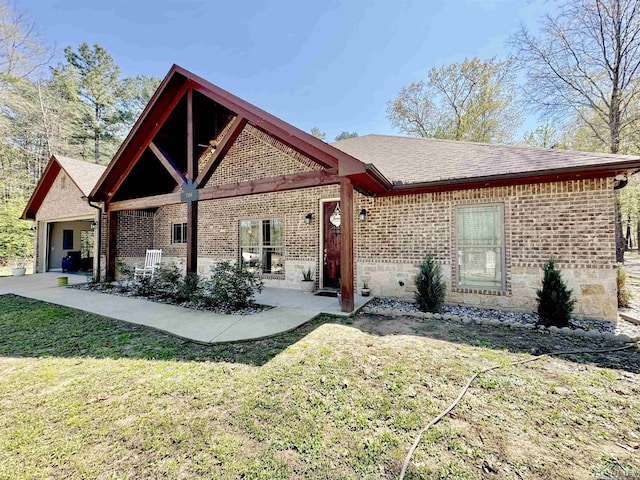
xmin=149 ymin=142 xmax=187 ymax=186
xmin=90 ymin=65 xmax=380 ymax=202
xmin=107 ymin=192 xmax=182 ymax=212
xmin=364 ymin=163 xmax=393 ymax=190
xmin=92 ymin=80 xmax=190 ymax=200
xmin=106 ymin=210 xmax=117 ymax=281
xmin=197 ymin=169 xmax=341 ymax=202
xmin=106 ymin=169 xmax=340 ymax=212
xmin=186 ymin=201 xmax=197 ymax=273
xmin=340 ymin=179 xmax=354 ymax=312
xmin=21 ymin=158 xmax=61 ymax=220
xmin=187 ymin=87 xmax=194 ymax=181
xmin=195 ymin=115 xmax=248 ymax=187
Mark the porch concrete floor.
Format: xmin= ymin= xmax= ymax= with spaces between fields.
xmin=0 ymin=273 xmax=373 ymax=344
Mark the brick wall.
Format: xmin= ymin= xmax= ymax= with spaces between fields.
xmin=115 ymin=210 xmax=155 ymax=257
xmin=203 ymin=124 xmax=322 ymax=188
xmin=36 ymin=170 xmax=95 ymax=221
xmin=354 ymin=178 xmax=617 ymax=319
xmin=111 ymin=125 xmax=618 ymax=320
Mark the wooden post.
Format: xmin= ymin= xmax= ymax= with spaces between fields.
xmin=340 ymin=179 xmax=354 ymax=312
xmin=185 ymin=87 xmax=198 ymax=273
xmin=106 ymin=209 xmax=117 ymax=281
xmin=186 ymin=201 xmax=197 ymax=273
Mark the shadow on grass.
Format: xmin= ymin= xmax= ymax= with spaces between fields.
xmin=351 ymin=313 xmax=640 ymax=375
xmin=2 ymin=294 xmax=639 ymax=374
xmin=0 ymin=294 xmax=330 ymax=366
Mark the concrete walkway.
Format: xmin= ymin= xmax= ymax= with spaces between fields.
xmin=0 ymin=273 xmax=372 ymax=344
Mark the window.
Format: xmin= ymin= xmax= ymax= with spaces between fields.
xmin=239 ymin=219 xmax=283 ymax=276
xmin=456 ymin=204 xmax=504 ymax=289
xmin=172 ymin=222 xmax=187 ymax=244
xmin=62 ymin=229 xmax=74 ymax=250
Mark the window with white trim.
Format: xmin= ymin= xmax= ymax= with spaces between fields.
xmin=172 ymin=222 xmax=187 ymax=244
xmin=239 ymin=219 xmax=283 ymax=276
xmin=456 ymin=204 xmax=504 ymax=289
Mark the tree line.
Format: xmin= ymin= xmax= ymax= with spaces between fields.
xmin=0 ymin=2 xmax=159 ymax=266
xmin=3 ymin=0 xmax=640 ymax=266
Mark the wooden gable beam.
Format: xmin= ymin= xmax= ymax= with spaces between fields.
xmin=149 ymin=142 xmax=187 ymax=187
xmin=197 ymin=168 xmax=340 ymax=202
xmin=195 ymin=115 xmax=248 ymax=188
xmin=185 ymin=87 xmax=198 ymax=274
xmin=107 ymin=192 xmax=182 ymax=212
xmin=106 ymin=81 xmax=191 ymax=201
xmin=107 ymin=168 xmax=339 ymax=213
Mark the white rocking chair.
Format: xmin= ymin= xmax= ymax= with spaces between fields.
xmin=134 ymin=249 xmax=162 ymax=280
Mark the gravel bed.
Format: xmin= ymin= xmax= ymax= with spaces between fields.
xmin=71 ymin=282 xmax=270 ymax=316
xmin=363 ymin=298 xmax=640 ymax=342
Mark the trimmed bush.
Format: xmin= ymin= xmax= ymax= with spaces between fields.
xmin=617 ymin=263 xmax=631 ymax=308
xmin=415 ymin=254 xmax=446 ymax=313
xmin=201 ymin=261 xmax=264 ymax=311
xmin=177 ymin=272 xmax=201 ymax=303
xmin=536 ymin=258 xmax=575 ymax=327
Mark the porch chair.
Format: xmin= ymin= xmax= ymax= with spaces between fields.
xmin=134 ymin=249 xmax=163 ymax=280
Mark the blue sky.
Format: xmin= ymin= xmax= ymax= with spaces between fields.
xmin=22 ymin=0 xmax=550 ymax=140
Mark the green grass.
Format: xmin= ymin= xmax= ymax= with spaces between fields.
xmin=1 ymin=294 xmax=639 ymax=479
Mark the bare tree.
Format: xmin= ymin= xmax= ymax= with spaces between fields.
xmin=513 ymin=0 xmax=640 ymax=155
xmin=513 ymin=0 xmax=640 ymax=262
xmin=386 ymin=57 xmax=521 ymax=143
xmin=0 ymin=1 xmax=49 ymax=85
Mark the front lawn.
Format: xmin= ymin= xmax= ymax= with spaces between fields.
xmin=0 ymin=294 xmax=638 ymax=479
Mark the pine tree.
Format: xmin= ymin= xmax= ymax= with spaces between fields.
xmin=536 ymin=258 xmax=575 ymax=327
xmin=414 ymin=254 xmax=446 ymax=313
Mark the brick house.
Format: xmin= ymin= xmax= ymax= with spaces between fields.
xmin=24 ymin=65 xmax=640 ymax=320
xmin=21 ymin=155 xmax=105 ymax=274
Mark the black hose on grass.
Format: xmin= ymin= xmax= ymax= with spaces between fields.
xmin=398 ymin=341 xmax=640 ymax=480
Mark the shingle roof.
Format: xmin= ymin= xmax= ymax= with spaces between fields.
xmin=21 ymin=155 xmax=106 ymax=220
xmin=332 ymin=134 xmax=640 ymax=185
xmin=54 ymin=155 xmax=106 ymax=196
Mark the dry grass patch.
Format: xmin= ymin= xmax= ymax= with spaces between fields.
xmin=0 ymin=294 xmax=638 ymax=479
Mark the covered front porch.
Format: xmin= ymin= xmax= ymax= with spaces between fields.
xmin=91 ymin=66 xmax=389 ymax=312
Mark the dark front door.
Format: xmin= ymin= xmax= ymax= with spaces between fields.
xmin=323 ymin=201 xmax=341 ymax=289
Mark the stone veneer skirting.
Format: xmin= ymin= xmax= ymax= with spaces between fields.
xmin=356 ymin=261 xmax=617 ymax=321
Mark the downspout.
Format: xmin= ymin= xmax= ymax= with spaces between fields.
xmin=87 ymin=199 xmax=102 ymax=282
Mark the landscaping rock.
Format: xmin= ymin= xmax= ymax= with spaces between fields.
xmin=365 ymin=298 xmax=640 ymax=340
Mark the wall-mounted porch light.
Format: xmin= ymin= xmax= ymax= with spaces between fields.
xmin=91 ymin=221 xmax=97 ymax=230
xmin=358 ymin=209 xmax=367 ymax=221
xmin=305 ymin=212 xmax=313 ymax=224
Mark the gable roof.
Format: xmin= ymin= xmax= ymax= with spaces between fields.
xmin=89 ymin=64 xmax=640 ymax=203
xmin=90 ymin=65 xmax=388 ymax=202
xmin=332 ymin=135 xmax=640 ymax=190
xmin=21 ymin=155 xmax=106 ymax=220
